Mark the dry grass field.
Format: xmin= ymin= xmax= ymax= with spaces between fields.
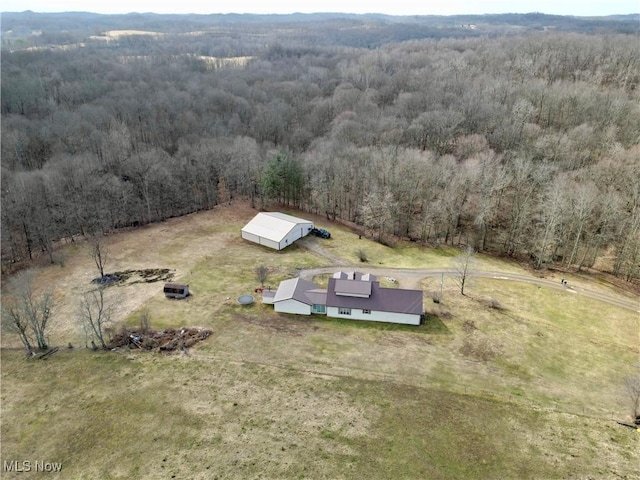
xmin=1 ymin=201 xmax=639 ymax=479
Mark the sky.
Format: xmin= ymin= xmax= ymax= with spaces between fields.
xmin=2 ymin=0 xmax=638 ymax=16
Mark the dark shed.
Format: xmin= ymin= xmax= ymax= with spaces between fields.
xmin=164 ymin=283 xmax=189 ymax=299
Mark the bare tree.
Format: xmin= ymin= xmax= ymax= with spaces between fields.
xmin=1 ymin=270 xmax=54 ymax=351
xmin=88 ymin=233 xmax=108 ymax=279
xmin=388 ymin=150 xmax=429 ymax=239
xmin=255 ymin=265 xmax=269 ymax=287
xmin=407 ymin=109 xmax=463 ymax=154
xmin=564 ymin=182 xmax=598 ymax=267
xmin=470 ymin=150 xmax=508 ymax=251
xmin=78 ymin=287 xmax=113 ymax=350
xmin=139 ymin=308 xmax=151 ymax=335
xmin=122 ymin=149 xmax=169 ymax=224
xmin=625 ymin=373 xmax=640 ymax=422
xmin=453 ymin=245 xmax=476 ymax=296
xmin=1 ymin=299 xmax=34 ymax=352
xmin=504 ymin=156 xmax=548 ymax=257
xmin=360 ymin=188 xmax=395 ymax=242
xmin=533 ymin=176 xmax=567 ymax=269
xmin=613 ymin=165 xmax=640 ymax=281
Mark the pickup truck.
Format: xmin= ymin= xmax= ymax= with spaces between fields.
xmin=310 ymin=228 xmax=331 ymax=239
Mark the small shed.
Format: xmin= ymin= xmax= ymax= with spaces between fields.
xmin=241 ymin=212 xmax=313 ymax=250
xmin=164 ymin=283 xmax=189 ymax=299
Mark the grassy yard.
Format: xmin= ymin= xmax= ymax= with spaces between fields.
xmin=287 ymin=208 xmax=528 ymax=274
xmin=1 ymin=347 xmax=636 ymax=479
xmin=1 ymin=201 xmax=638 ymax=479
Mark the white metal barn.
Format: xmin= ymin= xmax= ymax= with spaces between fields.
xmin=241 ymin=212 xmax=313 ymax=250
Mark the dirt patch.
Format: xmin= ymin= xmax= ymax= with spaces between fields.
xmin=298 ymin=237 xmax=350 ymax=266
xmin=462 ymin=319 xmax=478 ymax=333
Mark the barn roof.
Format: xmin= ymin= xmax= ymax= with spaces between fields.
xmin=241 ymin=212 xmax=313 ymax=243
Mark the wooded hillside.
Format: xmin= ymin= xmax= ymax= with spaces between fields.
xmin=2 ymin=13 xmax=639 ymax=280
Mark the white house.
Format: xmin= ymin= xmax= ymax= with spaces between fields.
xmin=241 ymin=212 xmax=313 ymax=250
xmin=272 ymin=277 xmax=328 ymax=315
xmin=325 ymin=272 xmax=423 ymax=325
xmin=267 ymin=271 xmax=423 ymax=325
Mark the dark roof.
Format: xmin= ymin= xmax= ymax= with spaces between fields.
xmin=334 ymin=279 xmax=372 ymax=297
xmin=262 ymin=290 xmax=276 ymax=299
xmin=333 ymin=271 xmax=377 ymax=282
xmin=326 ymin=278 xmax=422 ymax=315
xmin=164 ymin=283 xmax=188 ymax=290
xmin=274 ymin=277 xmax=322 ymax=305
xmin=305 ymin=288 xmax=328 ymax=306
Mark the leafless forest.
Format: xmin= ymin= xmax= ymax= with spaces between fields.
xmin=2 ymin=13 xmax=639 ymax=280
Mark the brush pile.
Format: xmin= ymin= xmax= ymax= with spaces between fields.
xmin=110 ymin=326 xmax=212 ymax=352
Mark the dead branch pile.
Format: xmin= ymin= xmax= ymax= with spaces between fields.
xmin=110 ymin=326 xmax=212 ymax=352
xmin=30 ymin=347 xmax=59 ymax=360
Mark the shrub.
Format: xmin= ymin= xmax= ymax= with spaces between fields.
xmin=488 ymin=297 xmax=503 ymax=310
xmin=459 ymin=333 xmax=502 ymax=362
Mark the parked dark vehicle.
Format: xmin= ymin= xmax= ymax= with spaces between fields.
xmin=311 ymin=228 xmax=331 ymax=239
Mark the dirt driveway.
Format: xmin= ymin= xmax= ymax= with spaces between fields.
xmin=298 ymin=266 xmax=639 ymax=312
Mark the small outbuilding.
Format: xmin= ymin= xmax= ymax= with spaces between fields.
xmin=164 ymin=283 xmax=189 ymax=299
xmin=241 ymin=212 xmax=313 ymax=250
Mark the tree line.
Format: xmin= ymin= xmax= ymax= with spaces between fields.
xmin=1 ymin=19 xmax=639 ymax=281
